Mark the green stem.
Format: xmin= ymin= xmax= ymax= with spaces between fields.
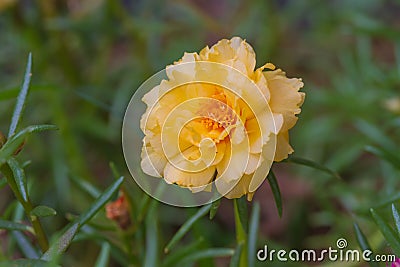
xmin=0 ymin=165 xmax=49 ymax=252
xmin=1 ymin=165 xmax=25 ymax=205
xmin=26 ymin=203 xmax=49 ymax=252
xmin=234 ymin=198 xmax=248 ymax=267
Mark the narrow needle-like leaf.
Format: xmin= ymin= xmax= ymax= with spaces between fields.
xmin=248 ymin=202 xmax=260 ymax=267
xmin=164 ymin=204 xmax=211 ymax=253
xmin=283 ymin=156 xmax=341 ymax=179
xmin=366 ymin=146 xmax=400 ymax=170
xmin=353 ymin=222 xmax=379 ymax=267
xmin=229 ymin=242 xmax=244 ymax=267
xmin=94 ymin=242 xmax=111 ymax=267
xmin=41 ymin=223 xmax=79 ymax=261
xmin=77 ymin=176 xmax=124 ymax=226
xmin=0 ymin=125 xmax=58 ymax=167
xmin=266 ymin=170 xmax=282 ymax=217
xmin=392 ymin=204 xmax=400 ymax=235
xmin=235 ymin=197 xmax=248 ymax=232
xmin=0 ymin=219 xmax=33 ymax=233
xmin=144 ymin=201 xmax=159 ymax=267
xmin=370 ymin=208 xmax=400 ymax=256
xmin=42 ymin=177 xmax=124 ymax=261
xmin=7 ymin=158 xmax=28 ymax=203
xmin=209 ymin=198 xmax=221 ymax=220
xmin=12 ymin=231 xmax=40 ymax=259
xmin=0 ymin=259 xmax=53 ymax=267
xmin=177 ymin=248 xmax=234 ymax=264
xmin=8 ymin=53 xmax=32 ymax=138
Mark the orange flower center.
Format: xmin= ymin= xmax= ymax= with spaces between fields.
xmin=199 ymin=92 xmax=236 ymax=131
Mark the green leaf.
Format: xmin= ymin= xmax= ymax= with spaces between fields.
xmin=94 ymin=242 xmax=111 ymax=267
xmin=30 ymin=206 xmax=57 ymax=218
xmin=68 ymin=227 xmax=130 ymax=265
xmin=0 ymin=178 xmax=7 ymax=189
xmin=370 ymin=208 xmax=400 ymax=256
xmin=355 ymin=120 xmax=396 ymax=150
xmin=0 ymin=164 xmax=26 ymax=208
xmin=0 ymin=219 xmax=33 ymax=233
xmin=7 ymin=158 xmax=28 ymax=203
xmin=10 ymin=204 xmax=39 ymax=259
xmin=392 ymin=204 xmax=400 ymax=235
xmin=108 ymin=242 xmax=132 ymax=267
xmin=70 ymin=175 xmax=101 ymax=199
xmin=374 ymin=192 xmax=400 ymax=208
xmin=3 ymin=201 xmax=18 ymax=220
xmin=162 ymin=238 xmax=204 ymax=267
xmin=164 ymin=204 xmax=212 ymax=253
xmin=229 ymin=242 xmax=244 ymax=267
xmin=233 ymin=198 xmax=247 ymax=267
xmin=41 ymin=223 xmax=79 ymax=261
xmin=266 ymin=170 xmax=282 ymax=217
xmin=353 ymin=222 xmax=379 ymax=267
xmin=353 ymin=222 xmax=373 ymax=251
xmin=144 ymin=201 xmax=159 ymax=267
xmin=0 ymin=259 xmax=54 ymax=267
xmin=109 ymin=162 xmax=121 ymax=180
xmin=282 ymin=156 xmax=341 ymax=179
xmin=0 ymin=125 xmax=58 ymax=167
xmin=248 ymin=202 xmax=260 ymax=267
xmin=137 ymin=194 xmax=151 ymax=222
xmin=21 ymin=160 xmax=31 ymax=168
xmin=8 ymin=53 xmax=32 ymax=138
xmin=77 ymin=176 xmax=124 ymax=226
xmin=176 ymin=248 xmax=234 ymax=264
xmin=43 ymin=176 xmax=122 ymax=260
xmin=365 ymin=146 xmax=400 ymax=170
xmin=209 ymin=198 xmax=221 ymax=220
xmin=235 ymin=196 xmax=248 ymax=232
xmin=12 ymin=231 xmax=40 ymax=259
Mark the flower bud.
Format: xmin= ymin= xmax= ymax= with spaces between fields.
xmin=105 ymin=192 xmax=131 ymax=230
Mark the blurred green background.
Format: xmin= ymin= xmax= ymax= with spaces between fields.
xmin=1 ymin=0 xmax=400 ymax=266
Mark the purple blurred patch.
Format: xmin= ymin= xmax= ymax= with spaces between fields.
xmin=390 ymin=258 xmax=400 ymax=267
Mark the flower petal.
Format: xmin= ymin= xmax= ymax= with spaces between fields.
xmin=264 ymin=69 xmax=305 ymax=131
xmin=141 ymin=146 xmax=167 ymax=177
xmin=164 ymin=162 xmax=216 ymax=189
xmin=216 ymin=139 xmax=249 ymax=183
xmin=274 ymin=131 xmax=294 ymax=162
xmin=244 ymin=153 xmax=263 ymax=175
xmin=216 ymin=174 xmax=255 ymax=201
xmin=198 ymin=37 xmax=256 ymax=76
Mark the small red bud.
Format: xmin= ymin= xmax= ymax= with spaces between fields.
xmin=105 ymin=191 xmax=131 ymax=230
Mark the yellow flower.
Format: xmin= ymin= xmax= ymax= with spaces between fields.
xmin=140 ymin=37 xmax=304 ymax=201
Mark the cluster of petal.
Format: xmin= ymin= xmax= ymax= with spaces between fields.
xmin=140 ymin=37 xmax=304 ymax=200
